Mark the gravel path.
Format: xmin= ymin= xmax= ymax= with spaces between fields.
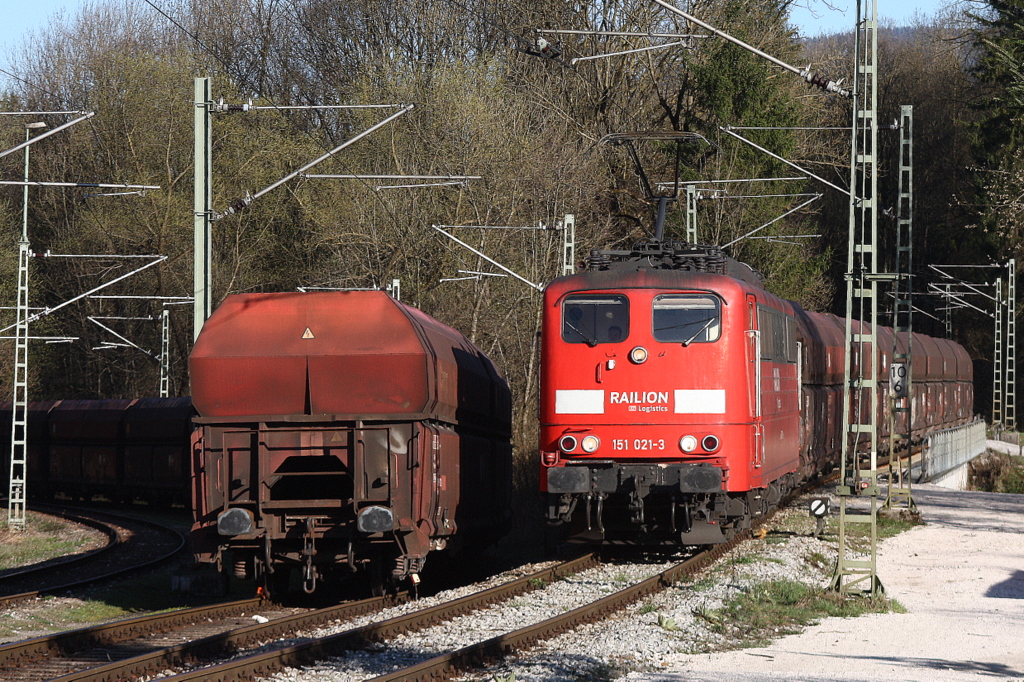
xmin=624 ymin=482 xmax=1024 ymax=682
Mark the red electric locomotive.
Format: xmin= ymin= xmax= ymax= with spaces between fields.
xmin=540 ymin=240 xmax=973 ymax=546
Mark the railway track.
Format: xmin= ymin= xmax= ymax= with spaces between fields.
xmin=1 ymin=477 xmax=832 ymax=682
xmin=16 ymin=527 xmax=773 ymax=680
xmin=0 ymin=597 xmax=277 ymax=681
xmin=0 ymin=554 xmax=597 ymax=682
xmin=140 ymin=543 xmax=742 ymax=682
xmin=0 ymin=505 xmax=186 ymax=607
xmin=167 ymin=481 xmax=813 ymax=681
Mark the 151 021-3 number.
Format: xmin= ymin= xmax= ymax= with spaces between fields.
xmin=612 ymin=439 xmax=666 ymax=451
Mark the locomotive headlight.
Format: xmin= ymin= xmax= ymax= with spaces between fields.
xmin=559 ymin=435 xmax=578 ymax=453
xmin=680 ymin=435 xmax=698 ymax=452
xmin=701 ymin=434 xmax=720 ymax=452
xmin=581 ymin=435 xmax=601 ymax=453
xmin=629 ymin=346 xmax=649 ymax=364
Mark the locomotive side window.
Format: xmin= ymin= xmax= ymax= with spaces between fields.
xmin=652 ymin=294 xmax=721 ymax=343
xmin=785 ymin=317 xmax=798 ymax=362
xmin=562 ymin=294 xmax=629 ymax=345
xmin=757 ymin=305 xmax=798 ymax=363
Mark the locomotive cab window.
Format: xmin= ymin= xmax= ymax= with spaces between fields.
xmin=653 ymin=294 xmax=721 ymax=344
xmin=562 ymin=294 xmax=629 ymax=345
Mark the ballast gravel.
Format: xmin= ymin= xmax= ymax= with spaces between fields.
xmin=452 ymin=510 xmax=839 ymax=682
xmin=253 ymin=493 xmax=839 ymax=682
xmin=217 ymin=482 xmax=1024 ymax=682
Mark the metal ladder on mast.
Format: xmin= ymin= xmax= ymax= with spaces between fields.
xmin=831 ymin=0 xmax=883 ymax=596
xmin=8 ymin=239 xmax=31 ymax=531
xmin=1007 ymin=259 xmax=1017 ymax=431
xmin=994 ymin=277 xmax=1004 ymax=430
xmin=885 ymin=105 xmax=915 ymax=512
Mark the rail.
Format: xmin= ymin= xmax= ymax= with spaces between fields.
xmin=16 ymin=554 xmax=597 ymax=682
xmin=0 ymin=505 xmax=185 ymax=606
xmin=0 ymin=598 xmax=263 ymax=671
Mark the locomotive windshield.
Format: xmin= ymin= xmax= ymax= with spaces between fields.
xmin=652 ymin=294 xmax=721 ymax=344
xmin=562 ymin=294 xmax=629 ymax=345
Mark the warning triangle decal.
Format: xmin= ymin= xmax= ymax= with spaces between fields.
xmin=302 ymin=327 xmax=315 ymax=339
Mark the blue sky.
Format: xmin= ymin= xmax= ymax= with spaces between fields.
xmin=0 ymin=0 xmax=957 ymax=81
xmin=0 ymin=0 xmax=82 ymax=79
xmin=790 ymin=0 xmax=954 ymax=36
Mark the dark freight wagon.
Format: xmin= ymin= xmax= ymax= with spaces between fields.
xmin=0 ymin=398 xmax=192 ymax=504
xmin=189 ymin=291 xmax=512 ymax=595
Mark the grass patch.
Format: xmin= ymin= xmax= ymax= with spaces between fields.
xmin=83 ymin=569 xmax=209 ymax=613
xmin=838 ymin=510 xmax=922 ymax=551
xmin=657 ymin=613 xmax=679 ymax=631
xmin=768 ymin=507 xmax=818 ymax=536
xmin=0 ymin=513 xmax=105 ymax=570
xmin=806 ymin=551 xmax=829 ymax=569
xmin=0 ymin=563 xmax=213 ymax=640
xmin=0 ymin=508 xmax=207 ymax=641
xmin=1002 ymin=467 xmax=1024 ymax=494
xmin=728 ymin=554 xmax=786 ymax=567
xmin=638 ymin=601 xmax=660 ymax=615
xmin=876 ymin=513 xmax=923 ymax=540
xmin=699 ymin=579 xmax=897 ymax=649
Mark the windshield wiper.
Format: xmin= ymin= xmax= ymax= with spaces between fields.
xmin=655 ymin=316 xmax=718 ymax=333
xmin=565 ymin=320 xmax=598 ymax=347
xmin=682 ymin=317 xmax=716 ymax=346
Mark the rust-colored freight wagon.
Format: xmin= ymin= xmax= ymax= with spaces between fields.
xmin=189 ymin=291 xmax=512 ymax=595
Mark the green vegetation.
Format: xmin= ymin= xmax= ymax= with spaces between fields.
xmin=0 ymin=513 xmax=102 ymax=570
xmin=1003 ymin=460 xmax=1024 ymax=494
xmin=695 ymin=579 xmax=901 ymax=649
xmin=971 ymin=451 xmax=1024 ymax=493
xmin=657 ymin=613 xmax=680 ymax=631
xmin=728 ymin=553 xmax=786 ymax=566
xmin=0 ymin=508 xmax=205 ymax=638
xmin=876 ymin=513 xmax=925 ymax=540
xmin=806 ymin=551 xmax=829 ymax=569
xmin=638 ymin=601 xmax=660 ymax=615
xmin=0 ymin=0 xmax=1018 ymax=551
xmin=0 ymin=563 xmax=203 ymax=638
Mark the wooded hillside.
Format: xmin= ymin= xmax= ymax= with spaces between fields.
xmin=0 ymin=0 xmax=1017 ymax=464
